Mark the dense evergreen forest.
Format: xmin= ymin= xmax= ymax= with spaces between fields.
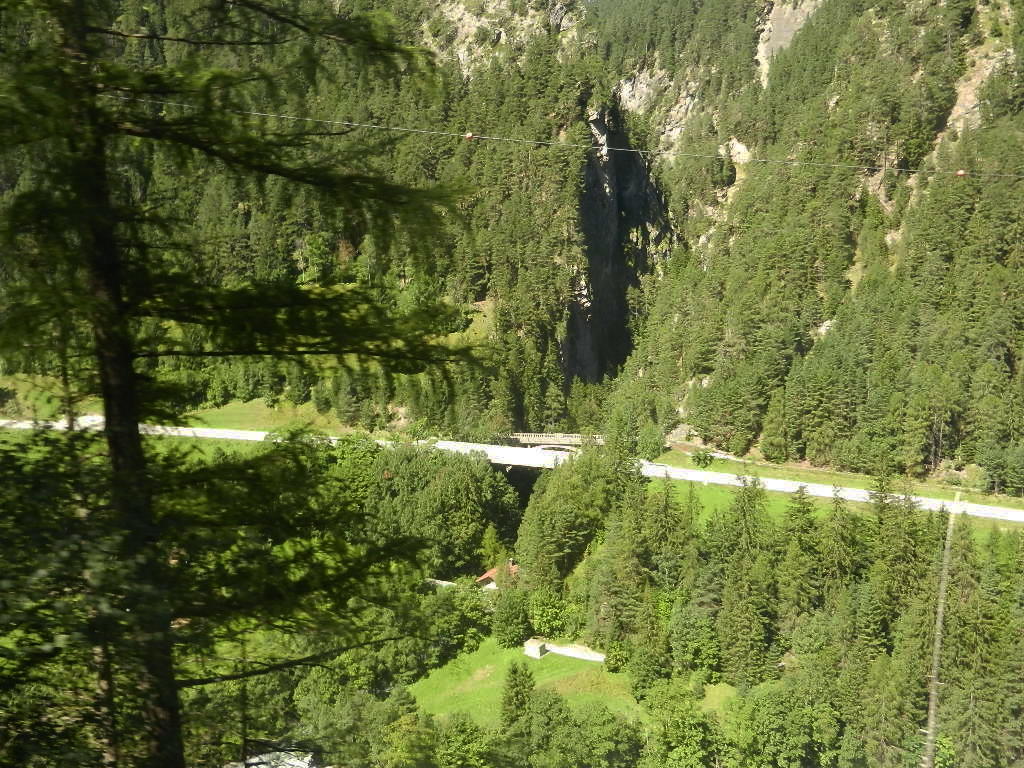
xmin=11 ymin=435 xmax=1024 ymax=768
xmin=8 ymin=0 xmax=1024 ymax=486
xmin=5 ymin=0 xmax=1024 ymax=487
xmin=3 ymin=0 xmax=1024 ymax=767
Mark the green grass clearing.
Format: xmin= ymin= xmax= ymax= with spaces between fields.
xmin=409 ymin=638 xmax=643 ymax=728
xmin=409 ymin=637 xmax=743 ymax=729
xmin=657 ymin=478 xmax=795 ymax=525
xmin=450 ymin=299 xmax=494 ymax=347
xmin=700 ymin=682 xmax=739 ymax=716
xmin=184 ymin=399 xmax=359 ymax=433
xmin=0 ymin=374 xmax=102 ymax=421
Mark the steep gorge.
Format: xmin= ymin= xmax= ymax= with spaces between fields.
xmin=565 ymin=104 xmax=673 ymax=382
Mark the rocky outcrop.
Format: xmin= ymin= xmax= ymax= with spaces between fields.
xmin=756 ymin=0 xmax=822 ymax=86
xmin=549 ymin=2 xmax=572 ymax=32
xmin=945 ymin=43 xmax=1013 ymax=133
xmin=617 ymin=68 xmax=671 ymax=114
xmin=426 ymin=0 xmax=580 ymax=73
xmin=616 ymin=69 xmax=700 ymax=150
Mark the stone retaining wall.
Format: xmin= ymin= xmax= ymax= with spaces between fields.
xmin=522 ymin=638 xmax=605 ymax=663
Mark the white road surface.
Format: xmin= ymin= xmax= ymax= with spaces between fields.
xmin=3 ymin=417 xmax=1023 ymax=524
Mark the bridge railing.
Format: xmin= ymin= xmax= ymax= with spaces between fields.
xmin=509 ymin=432 xmax=605 ymax=446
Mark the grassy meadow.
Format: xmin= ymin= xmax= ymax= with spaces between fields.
xmin=408 ymin=638 xmax=642 ymax=727
xmin=408 ymin=637 xmax=742 ymax=729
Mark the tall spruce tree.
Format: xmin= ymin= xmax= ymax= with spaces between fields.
xmin=500 ymin=661 xmax=535 ymax=731
xmin=0 ymin=2 xmax=461 ymax=765
xmin=716 ymin=552 xmax=774 ymax=689
xmin=760 ymin=387 xmax=789 ymax=463
xmin=776 ymin=487 xmax=821 ymax=635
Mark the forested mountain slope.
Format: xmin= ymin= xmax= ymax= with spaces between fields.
xmin=5 ymin=0 xmax=1024 ymax=485
xmin=5 ymin=3 xmax=1024 ymax=765
xmin=604 ymin=0 xmax=1024 ymax=490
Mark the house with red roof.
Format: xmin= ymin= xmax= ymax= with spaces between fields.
xmin=475 ymin=561 xmax=519 ymax=589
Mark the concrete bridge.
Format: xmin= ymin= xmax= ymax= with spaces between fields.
xmin=509 ymin=432 xmax=604 ymax=446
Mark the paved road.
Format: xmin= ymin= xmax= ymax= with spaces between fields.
xmin=3 ymin=417 xmax=1022 ymax=524
xmin=634 ymin=462 xmax=1023 ymax=522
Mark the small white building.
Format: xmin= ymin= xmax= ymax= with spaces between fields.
xmin=524 ymin=638 xmax=547 ymax=659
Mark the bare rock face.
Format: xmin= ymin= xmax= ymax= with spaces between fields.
xmin=756 ymin=0 xmax=822 ymax=86
xmin=726 ymin=137 xmax=751 ymax=165
xmin=661 ymin=79 xmax=701 ymax=148
xmin=426 ymin=0 xmax=579 ymax=73
xmin=549 ymin=3 xmax=570 ymax=32
xmin=946 ymin=45 xmax=1013 ymax=133
xmin=617 ymin=68 xmax=671 ymax=114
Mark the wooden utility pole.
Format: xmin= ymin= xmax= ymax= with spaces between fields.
xmin=920 ymin=492 xmax=960 ymax=768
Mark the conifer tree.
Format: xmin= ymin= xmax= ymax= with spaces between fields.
xmin=0 ymin=1 xmax=461 ymax=765
xmin=516 ymin=449 xmax=623 ymax=588
xmin=777 ymin=538 xmax=818 ymax=637
xmin=435 ymin=714 xmax=491 ymax=768
xmin=585 ymin=509 xmax=650 ymax=647
xmin=638 ymin=680 xmax=717 ymax=768
xmin=626 ymin=618 xmax=672 ymax=699
xmin=939 ymin=528 xmax=1007 ymax=768
xmin=817 ymin=491 xmax=863 ymax=593
xmin=705 ymin=477 xmax=772 ymax=564
xmin=669 ymin=598 xmax=720 ymax=679
xmin=636 ymin=478 xmax=698 ymax=587
xmin=861 ymin=595 xmax=933 ymax=768
xmin=777 ymin=487 xmax=821 ymax=634
xmin=716 ymin=553 xmax=774 ymax=689
xmin=500 ymin=661 xmax=535 ymax=731
xmin=995 ymin=596 xmax=1024 ymax=764
xmin=760 ymin=387 xmax=789 ymax=463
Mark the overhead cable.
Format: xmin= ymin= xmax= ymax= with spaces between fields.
xmin=103 ymin=95 xmax=1024 ymax=181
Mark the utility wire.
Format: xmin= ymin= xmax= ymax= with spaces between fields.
xmin=104 ymin=95 xmax=1024 ymax=181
